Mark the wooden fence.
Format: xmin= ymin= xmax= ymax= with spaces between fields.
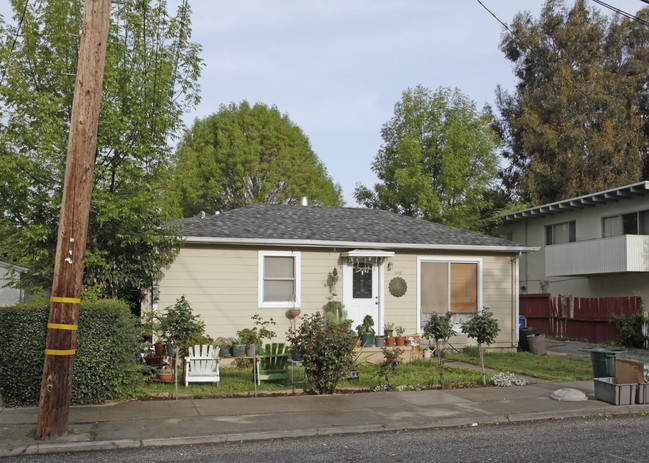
xmin=520 ymin=294 xmax=643 ymax=343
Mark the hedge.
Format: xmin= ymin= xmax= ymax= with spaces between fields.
xmin=0 ymin=300 xmax=143 ymax=406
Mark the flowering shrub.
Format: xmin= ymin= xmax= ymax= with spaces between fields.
xmin=287 ymin=312 xmax=357 ymax=394
xmin=491 ymin=372 xmax=528 ymax=387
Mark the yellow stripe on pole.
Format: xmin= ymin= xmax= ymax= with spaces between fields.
xmin=45 ymin=349 xmax=76 ymax=356
xmin=47 ymin=323 xmax=78 ymax=331
xmin=51 ymin=297 xmax=81 ymax=304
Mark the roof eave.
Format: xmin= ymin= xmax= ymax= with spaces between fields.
xmin=183 ymin=236 xmax=538 ymax=253
xmin=501 ymin=181 xmax=649 ymax=222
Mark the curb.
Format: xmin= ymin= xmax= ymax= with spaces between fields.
xmin=2 ymin=405 xmax=648 ymax=457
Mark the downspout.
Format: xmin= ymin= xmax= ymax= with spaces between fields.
xmin=513 ymin=252 xmax=521 ymax=348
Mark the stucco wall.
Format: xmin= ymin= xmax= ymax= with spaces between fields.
xmin=498 ymin=193 xmax=649 ymax=302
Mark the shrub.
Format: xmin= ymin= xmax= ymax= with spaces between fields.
xmin=612 ymin=308 xmax=648 ymax=348
xmin=377 ymin=346 xmax=403 ymax=390
xmin=287 ymin=312 xmax=357 ymax=394
xmin=0 ymin=300 xmax=143 ymax=406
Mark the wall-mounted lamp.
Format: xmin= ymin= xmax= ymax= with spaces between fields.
xmin=387 ymin=262 xmax=393 ymax=271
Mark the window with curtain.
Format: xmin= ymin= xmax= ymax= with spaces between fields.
xmin=420 ymin=259 xmax=480 ymax=327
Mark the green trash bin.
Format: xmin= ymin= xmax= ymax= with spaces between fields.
xmin=589 ymin=348 xmax=627 ymax=378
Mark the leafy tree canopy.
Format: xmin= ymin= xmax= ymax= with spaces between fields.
xmin=163 ymin=101 xmax=343 ymax=218
xmin=0 ymin=0 xmax=203 ymax=310
xmin=354 ymin=85 xmax=500 ymax=232
xmin=490 ymin=0 xmax=649 ymax=204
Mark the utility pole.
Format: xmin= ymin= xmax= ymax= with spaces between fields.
xmin=35 ymin=0 xmax=112 ymax=440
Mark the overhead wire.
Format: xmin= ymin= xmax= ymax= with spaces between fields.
xmin=590 ymin=0 xmax=649 ymax=27
xmin=474 ymin=0 xmax=596 ymax=103
xmin=0 ymin=0 xmax=30 ymax=88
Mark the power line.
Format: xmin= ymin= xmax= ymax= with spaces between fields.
xmin=475 ymin=0 xmax=596 ymax=103
xmin=0 ymin=0 xmax=30 ymax=88
xmin=591 ymin=0 xmax=649 ymax=27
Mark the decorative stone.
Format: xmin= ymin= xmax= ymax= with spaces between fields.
xmin=550 ymin=388 xmax=588 ymax=401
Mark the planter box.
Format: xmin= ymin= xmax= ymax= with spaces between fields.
xmin=594 ymin=377 xmax=637 ymax=405
xmin=636 ymin=382 xmax=649 ymax=404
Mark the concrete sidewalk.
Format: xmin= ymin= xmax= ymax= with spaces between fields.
xmin=2 ymin=379 xmax=648 ymax=457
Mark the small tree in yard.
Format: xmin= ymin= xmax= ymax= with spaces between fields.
xmin=461 ymin=308 xmax=500 ymax=386
xmin=423 ymin=313 xmax=455 ymax=387
xmin=160 ymin=296 xmax=207 ymax=397
xmin=377 ymin=346 xmax=403 ymax=390
xmin=287 ymin=312 xmax=358 ymax=394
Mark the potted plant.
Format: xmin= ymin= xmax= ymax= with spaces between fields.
xmin=330 ymin=267 xmax=339 ymax=284
xmin=288 ymin=307 xmax=301 ymax=318
xmin=395 ymin=325 xmax=406 ymax=346
xmin=214 ymin=337 xmax=232 ymax=357
xmin=237 ymin=328 xmax=258 ymax=356
xmin=356 ymin=315 xmax=375 ymax=347
xmin=157 ymin=367 xmax=175 ymax=383
xmin=140 ymin=310 xmax=164 ymax=355
xmin=384 ymin=322 xmax=395 ymax=338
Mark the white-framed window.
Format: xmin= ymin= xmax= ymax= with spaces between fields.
xmin=258 ymin=251 xmax=301 ymax=308
xmin=417 ymin=257 xmax=482 ymax=330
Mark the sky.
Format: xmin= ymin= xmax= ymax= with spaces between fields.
xmin=2 ymin=1 xmax=647 ymax=206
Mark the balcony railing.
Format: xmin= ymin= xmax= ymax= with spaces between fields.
xmin=545 ymin=234 xmax=649 ymax=276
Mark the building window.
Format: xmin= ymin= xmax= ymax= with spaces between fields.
xmin=602 ymin=210 xmax=649 ymax=238
xmin=545 ymin=221 xmax=576 ymax=245
xmin=418 ymin=258 xmax=482 ymax=329
xmin=258 ymin=251 xmax=301 ymax=308
xmin=352 ymin=261 xmax=372 ymax=298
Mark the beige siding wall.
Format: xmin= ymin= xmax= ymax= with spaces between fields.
xmin=155 ymin=245 xmax=518 ymax=349
xmin=156 ymin=245 xmax=340 ymax=342
xmin=383 ymin=251 xmax=516 ymax=350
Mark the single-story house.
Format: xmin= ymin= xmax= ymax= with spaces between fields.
xmin=152 ymin=203 xmax=536 ymax=350
xmin=494 ymin=181 xmax=649 ymax=302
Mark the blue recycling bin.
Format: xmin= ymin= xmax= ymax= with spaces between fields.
xmin=519 ymin=315 xmax=527 ymax=328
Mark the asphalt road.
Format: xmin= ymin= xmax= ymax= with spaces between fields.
xmin=4 ymin=414 xmax=648 ymax=463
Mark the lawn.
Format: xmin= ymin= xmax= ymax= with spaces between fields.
xmin=444 ymin=349 xmax=593 ymax=382
xmin=139 ymin=349 xmax=592 ymax=398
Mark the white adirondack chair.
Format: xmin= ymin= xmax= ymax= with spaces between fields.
xmin=184 ymin=344 xmax=220 ymax=387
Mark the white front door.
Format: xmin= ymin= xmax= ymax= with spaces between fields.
xmin=343 ymin=259 xmax=379 ymax=334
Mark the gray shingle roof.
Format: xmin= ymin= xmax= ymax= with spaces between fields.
xmin=168 ymin=204 xmax=530 ymax=251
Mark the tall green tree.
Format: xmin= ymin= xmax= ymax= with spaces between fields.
xmin=0 ymin=0 xmax=202 ymax=309
xmin=163 ymin=101 xmax=343 ymax=217
xmin=491 ymin=0 xmax=649 ymax=204
xmin=354 ymin=85 xmax=500 ymax=232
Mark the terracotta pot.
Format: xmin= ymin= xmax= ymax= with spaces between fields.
xmin=395 ymin=337 xmax=405 ymax=347
xmin=157 ymin=371 xmax=175 ymax=383
xmin=154 ymin=343 xmax=165 ymax=356
xmin=385 ymin=336 xmax=396 ymax=346
xmin=289 ymin=309 xmax=301 ymax=317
